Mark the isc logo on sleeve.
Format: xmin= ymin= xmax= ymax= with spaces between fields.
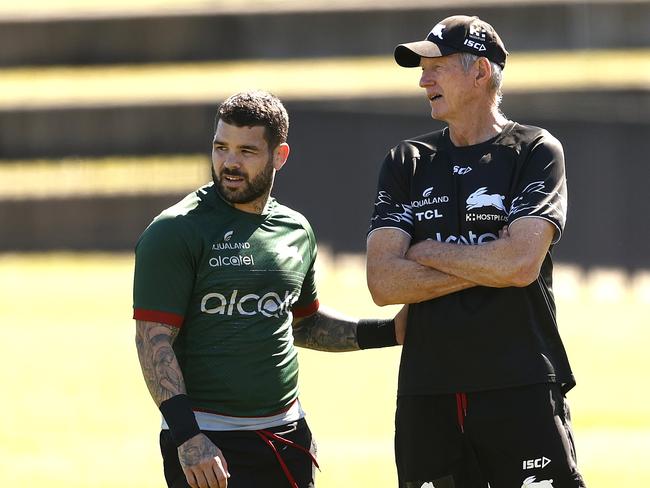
xmin=523 ymin=457 xmax=551 ymax=470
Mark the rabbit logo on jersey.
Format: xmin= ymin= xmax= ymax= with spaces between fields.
xmin=465 ymin=186 xmax=508 ymax=223
xmin=466 ymin=187 xmax=506 ymax=211
xmin=201 ymin=289 xmax=298 ymax=318
xmin=521 ymin=476 xmax=554 ymax=488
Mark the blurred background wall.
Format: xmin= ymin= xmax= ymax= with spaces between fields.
xmin=0 ymin=0 xmax=649 ymax=271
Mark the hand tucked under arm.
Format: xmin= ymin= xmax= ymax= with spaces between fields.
xmin=366 ymin=228 xmax=477 ymax=306
xmin=406 ymin=219 xmax=555 ymax=288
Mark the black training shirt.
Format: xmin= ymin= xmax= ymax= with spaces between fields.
xmin=368 ymin=121 xmax=575 ymax=395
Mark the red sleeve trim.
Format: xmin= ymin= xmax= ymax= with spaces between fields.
xmin=292 ymin=299 xmax=320 ymax=318
xmin=133 ymin=308 xmax=184 ymax=328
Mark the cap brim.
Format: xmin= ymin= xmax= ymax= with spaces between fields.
xmin=394 ymin=41 xmax=458 ymax=67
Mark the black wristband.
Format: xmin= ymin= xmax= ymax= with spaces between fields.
xmin=357 ymin=319 xmax=398 ymax=349
xmin=159 ymin=394 xmax=201 ymax=447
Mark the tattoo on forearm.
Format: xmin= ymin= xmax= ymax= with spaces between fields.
xmin=293 ymin=312 xmax=360 ymax=352
xmin=135 ymin=321 xmax=185 ymax=405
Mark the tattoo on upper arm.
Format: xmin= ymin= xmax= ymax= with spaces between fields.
xmin=293 ymin=312 xmax=359 ymax=352
xmin=135 ymin=321 xmax=185 ymax=405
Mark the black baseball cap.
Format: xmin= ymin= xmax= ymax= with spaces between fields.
xmin=394 ymin=15 xmax=508 ymax=69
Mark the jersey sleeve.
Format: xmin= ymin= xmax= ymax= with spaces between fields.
xmin=132 ymin=218 xmax=196 ymax=328
xmin=292 ymin=222 xmax=319 ymax=318
xmin=508 ymin=131 xmax=568 ymax=244
xmin=367 ymin=146 xmax=414 ymax=239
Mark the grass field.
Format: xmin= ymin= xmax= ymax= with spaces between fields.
xmin=1 ymin=253 xmax=649 ymax=487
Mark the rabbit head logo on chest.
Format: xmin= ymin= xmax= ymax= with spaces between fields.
xmin=466 ymin=187 xmax=506 ymax=212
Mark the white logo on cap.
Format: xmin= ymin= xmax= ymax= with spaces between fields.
xmin=430 ymin=23 xmax=446 ymax=40
xmin=469 ymin=23 xmax=487 ymax=40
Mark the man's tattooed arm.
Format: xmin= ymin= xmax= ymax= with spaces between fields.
xmin=135 ymin=320 xmax=230 ymax=483
xmin=292 ymin=306 xmax=360 ymax=352
xmin=135 ymin=320 xmax=185 ymax=406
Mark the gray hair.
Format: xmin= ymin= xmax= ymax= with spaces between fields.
xmin=458 ymin=52 xmax=503 ymax=107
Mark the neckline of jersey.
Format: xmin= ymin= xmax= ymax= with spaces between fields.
xmin=443 ymin=120 xmax=517 ymax=152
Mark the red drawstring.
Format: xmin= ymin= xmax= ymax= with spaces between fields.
xmin=255 ymin=429 xmax=319 ymax=488
xmin=455 ymin=392 xmax=468 ymax=433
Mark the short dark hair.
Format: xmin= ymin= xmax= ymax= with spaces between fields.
xmin=215 ymin=90 xmax=289 ymax=150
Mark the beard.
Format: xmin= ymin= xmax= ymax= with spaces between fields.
xmin=212 ymin=156 xmax=274 ymax=205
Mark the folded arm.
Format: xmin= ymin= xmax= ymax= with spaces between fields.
xmin=366 ymin=228 xmax=477 ymax=306
xmin=406 ymin=218 xmax=555 ymax=288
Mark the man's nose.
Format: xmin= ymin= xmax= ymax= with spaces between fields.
xmin=223 ymin=152 xmax=240 ymax=167
xmin=419 ymin=71 xmax=436 ymax=88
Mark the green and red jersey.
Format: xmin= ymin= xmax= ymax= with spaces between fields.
xmin=133 ymin=183 xmax=319 ymax=417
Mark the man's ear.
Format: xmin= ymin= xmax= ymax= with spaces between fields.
xmin=273 ymin=143 xmax=290 ymax=171
xmin=475 ymin=57 xmax=492 ymax=87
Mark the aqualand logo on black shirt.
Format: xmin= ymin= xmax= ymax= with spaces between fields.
xmin=411 ymin=186 xmax=450 ymax=208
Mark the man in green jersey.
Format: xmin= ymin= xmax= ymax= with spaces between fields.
xmin=134 ymin=90 xmax=402 ymax=488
